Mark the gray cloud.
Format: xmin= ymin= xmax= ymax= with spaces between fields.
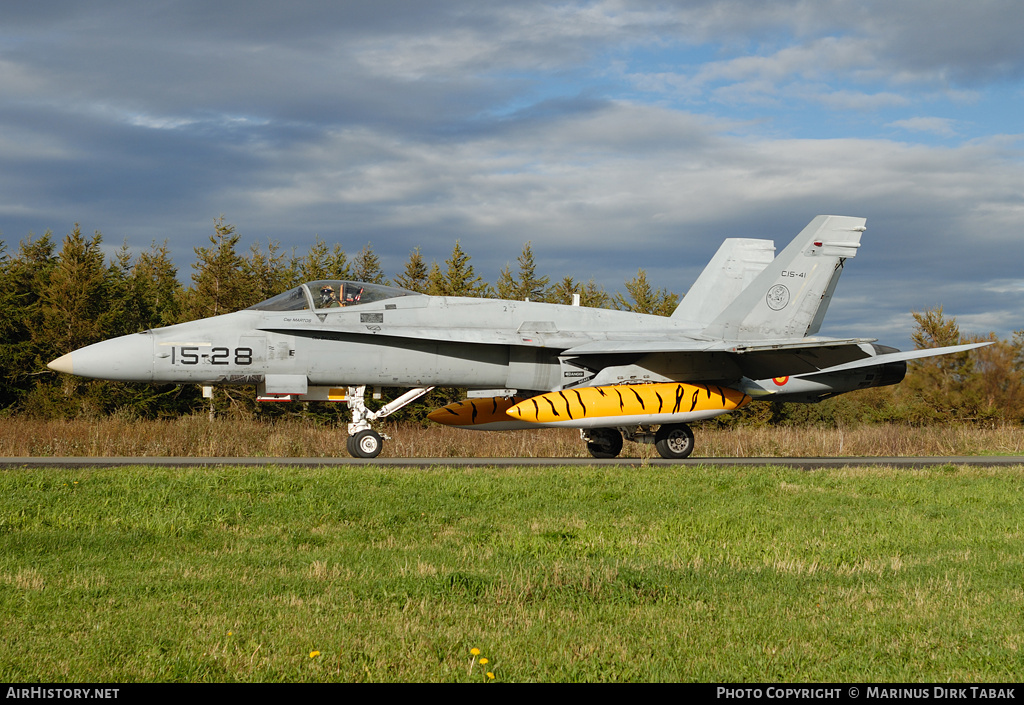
xmin=1 ymin=1 xmax=1022 ymax=349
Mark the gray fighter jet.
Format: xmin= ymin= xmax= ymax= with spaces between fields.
xmin=48 ymin=216 xmax=986 ymax=459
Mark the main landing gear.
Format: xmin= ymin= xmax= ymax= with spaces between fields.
xmin=582 ymin=423 xmax=696 ymax=460
xmin=345 ymin=385 xmax=434 ymax=458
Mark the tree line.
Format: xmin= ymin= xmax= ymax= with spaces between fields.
xmin=2 ymin=219 xmax=1022 ymax=426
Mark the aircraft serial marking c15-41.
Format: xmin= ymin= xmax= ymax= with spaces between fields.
xmin=48 ymin=216 xmax=987 ymax=459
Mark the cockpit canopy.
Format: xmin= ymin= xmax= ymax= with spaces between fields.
xmin=247 ymin=280 xmax=423 ymax=312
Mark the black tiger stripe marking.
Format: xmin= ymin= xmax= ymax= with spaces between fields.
xmin=673 ymin=385 xmax=686 ymax=413
xmin=558 ymin=391 xmax=574 ymax=419
xmin=630 ymin=387 xmax=645 ymax=410
xmin=544 ymin=396 xmax=560 ymax=417
xmin=573 ymin=389 xmax=587 ymax=417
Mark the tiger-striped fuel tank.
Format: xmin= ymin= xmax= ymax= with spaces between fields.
xmin=506 ymin=383 xmax=751 ymax=429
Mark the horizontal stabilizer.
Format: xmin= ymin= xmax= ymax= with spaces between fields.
xmin=793 ymin=341 xmax=993 ymax=378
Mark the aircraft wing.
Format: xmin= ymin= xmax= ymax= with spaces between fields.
xmin=561 ymin=336 xmax=889 ymax=384
xmin=559 ymin=337 xmax=877 ymax=356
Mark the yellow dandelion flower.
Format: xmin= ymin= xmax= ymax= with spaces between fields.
xmin=487 ymin=672 xmax=495 ymax=680
xmin=479 ymin=658 xmax=489 ymax=665
xmin=309 ymin=650 xmax=320 ymax=658
xmin=470 ymin=648 xmax=480 ymax=656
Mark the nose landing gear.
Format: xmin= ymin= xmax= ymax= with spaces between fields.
xmin=345 ymin=385 xmax=434 ymax=458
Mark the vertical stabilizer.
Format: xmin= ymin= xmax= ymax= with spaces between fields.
xmin=702 ymin=215 xmax=865 ymax=341
xmin=671 ymin=238 xmax=775 ymax=326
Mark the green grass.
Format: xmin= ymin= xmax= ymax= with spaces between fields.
xmin=1 ymin=464 xmax=1022 ymax=682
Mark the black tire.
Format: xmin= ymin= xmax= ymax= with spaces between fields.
xmin=586 ymin=428 xmax=623 ymax=459
xmin=348 ymin=429 xmax=383 ymax=458
xmin=655 ymin=423 xmax=694 ymax=459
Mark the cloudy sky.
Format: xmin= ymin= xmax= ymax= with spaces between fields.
xmin=2 ymin=0 xmax=1023 ymax=347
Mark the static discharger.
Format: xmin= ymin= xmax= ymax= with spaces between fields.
xmin=427 ymin=396 xmax=530 ymax=431
xmin=507 ymin=383 xmax=751 ymax=429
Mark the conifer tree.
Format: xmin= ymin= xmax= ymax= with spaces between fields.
xmin=352 ymin=242 xmax=387 ymax=284
xmin=244 ymin=239 xmax=294 ymax=306
xmin=495 ymin=263 xmax=516 ymax=300
xmin=394 ymin=247 xmax=429 ymax=292
xmin=104 ymin=242 xmax=144 ymax=336
xmin=430 ymin=241 xmax=490 ymax=297
xmin=325 ymin=243 xmax=351 ymax=281
xmin=612 ymin=268 xmax=678 ymax=316
xmin=904 ymin=307 xmax=979 ymax=421
xmin=300 ymin=237 xmax=331 ymax=281
xmin=0 ymin=243 xmax=21 ymax=408
xmin=426 ymin=260 xmax=445 ymax=296
xmin=299 ymin=236 xmax=350 ymax=282
xmin=496 ymin=242 xmax=549 ymax=301
xmin=549 ymin=275 xmax=580 ymax=306
xmin=38 ymin=224 xmax=111 ymax=356
xmin=0 ymin=233 xmax=56 ymax=409
xmin=581 ymin=278 xmax=610 ymax=309
xmin=969 ymin=334 xmax=1024 ymax=421
xmin=187 ymin=217 xmax=247 ymax=319
xmin=131 ymin=241 xmax=183 ymax=327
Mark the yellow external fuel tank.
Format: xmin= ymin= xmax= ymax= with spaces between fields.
xmin=506 ymin=383 xmax=750 ymax=429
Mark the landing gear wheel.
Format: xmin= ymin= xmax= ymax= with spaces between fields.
xmin=586 ymin=428 xmax=623 ymax=459
xmin=655 ymin=423 xmax=695 ymax=459
xmin=348 ymin=429 xmax=383 ymax=458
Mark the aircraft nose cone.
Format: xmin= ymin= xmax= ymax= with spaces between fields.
xmin=47 ymin=354 xmax=75 ymax=374
xmin=48 ymin=333 xmax=155 ymax=382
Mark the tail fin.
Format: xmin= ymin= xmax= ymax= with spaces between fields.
xmin=702 ymin=215 xmax=865 ymax=341
xmin=671 ymin=238 xmax=775 ymax=326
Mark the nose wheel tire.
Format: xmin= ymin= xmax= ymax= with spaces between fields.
xmin=654 ymin=423 xmax=694 ymax=459
xmin=347 ymin=429 xmax=383 ymax=458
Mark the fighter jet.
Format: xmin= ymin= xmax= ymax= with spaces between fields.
xmin=48 ymin=216 xmax=986 ymax=459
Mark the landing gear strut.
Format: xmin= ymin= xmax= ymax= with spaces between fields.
xmin=582 ymin=423 xmax=696 ymax=460
xmin=345 ymin=385 xmax=434 ymax=458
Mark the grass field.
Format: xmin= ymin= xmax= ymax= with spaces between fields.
xmin=1 ymin=462 xmax=1021 ymax=682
